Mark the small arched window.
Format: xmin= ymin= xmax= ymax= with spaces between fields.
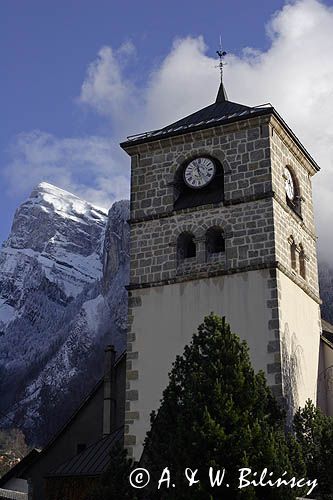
xmin=290 ymin=238 xmax=297 ymax=271
xmin=206 ymin=227 xmax=225 ymax=257
xmin=299 ymin=245 xmax=306 ymax=279
xmin=177 ymin=232 xmax=196 ymax=262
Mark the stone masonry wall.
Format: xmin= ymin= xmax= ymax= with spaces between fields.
xmin=123 ymin=111 xmax=321 ymax=457
xmin=129 ymin=199 xmax=274 ymax=286
xmin=129 ymin=116 xmax=272 ymax=221
xmin=127 ymin=116 xmax=277 ymax=286
xmin=270 ymin=117 xmax=320 ymax=299
xmin=127 ymin=114 xmax=320 ymax=299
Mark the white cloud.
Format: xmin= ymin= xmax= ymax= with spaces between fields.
xmin=223 ymin=0 xmax=333 ymax=262
xmin=77 ymin=36 xmax=218 ymax=134
xmin=79 ymin=45 xmax=129 ymax=116
xmin=4 ymin=131 xmax=129 ymax=209
xmin=78 ymin=43 xmax=140 ymax=133
xmin=102 ymin=0 xmax=333 ymax=261
xmin=4 ymin=0 xmax=333 ymax=260
xmin=144 ymin=37 xmax=217 ymax=129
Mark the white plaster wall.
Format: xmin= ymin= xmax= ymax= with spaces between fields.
xmin=277 ymin=270 xmax=320 ymax=414
xmin=129 ymin=270 xmax=275 ymax=459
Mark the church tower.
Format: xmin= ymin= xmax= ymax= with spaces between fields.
xmin=120 ymin=81 xmax=322 ymax=460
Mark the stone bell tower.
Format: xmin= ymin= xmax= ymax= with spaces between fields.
xmin=120 ymin=81 xmax=322 ymax=460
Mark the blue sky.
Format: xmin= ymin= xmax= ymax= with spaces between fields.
xmin=1 ymin=0 xmax=333 ymax=260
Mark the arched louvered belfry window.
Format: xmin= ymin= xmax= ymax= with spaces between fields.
xmin=177 ymin=232 xmax=196 ymax=262
xmin=299 ymin=244 xmax=306 ymax=279
xmin=206 ymin=227 xmax=225 ymax=257
xmin=290 ymin=238 xmax=297 ymax=271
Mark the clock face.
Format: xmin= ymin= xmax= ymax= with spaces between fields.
xmin=184 ymin=157 xmax=216 ymax=189
xmin=285 ymin=167 xmax=295 ymax=201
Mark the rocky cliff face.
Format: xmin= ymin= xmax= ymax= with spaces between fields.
xmin=1 ymin=182 xmax=106 ymax=300
xmin=0 ymin=184 xmax=129 ymax=445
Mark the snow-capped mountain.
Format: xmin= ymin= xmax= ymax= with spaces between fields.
xmin=0 ymin=183 xmax=129 ymax=445
xmin=1 ymin=182 xmax=107 ymax=305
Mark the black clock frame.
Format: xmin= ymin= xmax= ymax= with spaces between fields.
xmin=173 ymin=156 xmax=224 ymax=210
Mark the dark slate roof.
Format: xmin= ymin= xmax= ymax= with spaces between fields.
xmin=159 ymin=81 xmax=253 ymax=132
xmin=322 ymin=319 xmax=333 ymax=345
xmin=160 ymin=100 xmax=252 ymax=129
xmin=121 ymin=93 xmax=266 ymax=148
xmin=322 ymin=319 xmax=333 ymax=334
xmin=120 ymin=84 xmax=319 ymax=172
xmin=46 ymin=427 xmax=123 ymax=478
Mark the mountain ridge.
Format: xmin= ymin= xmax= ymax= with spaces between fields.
xmin=0 ymin=184 xmax=129 ymax=445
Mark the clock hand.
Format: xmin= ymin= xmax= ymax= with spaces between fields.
xmin=198 ymin=166 xmax=205 ymax=178
xmin=199 ymin=166 xmax=208 ymax=181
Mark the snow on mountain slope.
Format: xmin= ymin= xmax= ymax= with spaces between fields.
xmin=0 ymin=184 xmax=129 ymax=445
xmin=1 ymin=182 xmax=107 ymax=300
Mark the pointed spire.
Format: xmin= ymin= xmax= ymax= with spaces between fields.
xmin=216 ymin=82 xmax=228 ymax=102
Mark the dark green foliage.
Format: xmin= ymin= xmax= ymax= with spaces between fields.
xmin=90 ymin=314 xmax=333 ymax=499
xmin=143 ymin=314 xmax=306 ymax=499
xmin=294 ymin=400 xmax=333 ymax=499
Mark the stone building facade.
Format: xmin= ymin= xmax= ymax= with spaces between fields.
xmin=121 ymin=86 xmax=322 ymax=459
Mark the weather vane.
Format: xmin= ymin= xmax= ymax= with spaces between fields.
xmin=216 ymin=36 xmax=227 ymax=84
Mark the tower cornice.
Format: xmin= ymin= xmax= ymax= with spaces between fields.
xmin=126 ymin=261 xmax=321 ymax=305
xmin=120 ymin=108 xmax=319 ymax=174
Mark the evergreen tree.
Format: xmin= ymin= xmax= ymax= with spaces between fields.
xmin=143 ymin=314 xmax=306 ymax=499
xmin=294 ymin=400 xmax=333 ymax=499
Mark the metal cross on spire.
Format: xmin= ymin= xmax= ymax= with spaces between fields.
xmin=216 ymin=36 xmax=227 ymax=84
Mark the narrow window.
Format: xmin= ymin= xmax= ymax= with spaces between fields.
xmin=290 ymin=239 xmax=297 ymax=271
xmin=177 ymin=232 xmax=196 ymax=262
xmin=77 ymin=443 xmax=86 ymax=454
xmin=299 ymin=245 xmax=306 ymax=279
xmin=206 ymin=227 xmax=225 ymax=256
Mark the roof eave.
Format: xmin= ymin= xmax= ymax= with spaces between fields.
xmin=120 ymin=107 xmax=320 ymax=173
xmin=44 ymin=472 xmax=101 ymax=479
xmin=322 ymin=318 xmax=333 ymax=334
xmin=321 ymin=334 xmax=333 ymax=350
xmin=120 ymin=107 xmax=273 ymax=153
